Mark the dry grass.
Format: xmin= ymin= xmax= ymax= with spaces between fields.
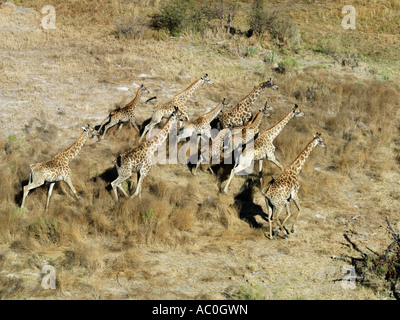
xmin=1 ymin=0 xmax=400 ymax=300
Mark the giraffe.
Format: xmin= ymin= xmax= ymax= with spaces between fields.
xmin=221 ymin=104 xmax=305 ymax=194
xmin=193 ymin=127 xmax=231 ymax=176
xmin=230 ymin=101 xmax=273 ymax=151
xmin=111 ymin=107 xmax=181 ymax=201
xmin=98 ymin=84 xmax=150 ymax=140
xmin=262 ymin=133 xmax=326 ymax=239
xmin=218 ymin=78 xmax=278 ymax=129
xmin=194 ymin=102 xmax=273 ymax=176
xmin=177 ymin=98 xmax=229 ymax=143
xmin=139 ymin=74 xmax=213 ymax=142
xmin=20 ymin=124 xmax=95 ymax=211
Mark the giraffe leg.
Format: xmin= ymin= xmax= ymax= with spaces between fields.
xmin=193 ymin=155 xmax=202 ymax=176
xmin=62 ymin=175 xmax=81 ymax=202
xmin=101 ymin=118 xmax=119 ymax=139
xmin=140 ymin=112 xmax=165 ymax=142
xmin=222 ymin=167 xmax=237 ymax=194
xmin=20 ymin=178 xmax=45 ymax=209
xmin=98 ymin=116 xmax=110 ymax=137
xmin=280 ymin=202 xmax=292 ymax=236
xmin=274 ymin=206 xmax=287 ymax=238
xmin=265 ymin=197 xmax=279 ymax=240
xmin=131 ymin=167 xmax=149 ymax=199
xmin=140 ymin=120 xmax=157 ymax=142
xmin=111 ymin=173 xmax=131 ymax=201
xmin=265 ymin=202 xmax=274 ymax=240
xmin=258 ymin=159 xmax=263 ymax=176
xmin=267 ymin=153 xmax=284 ymax=171
xmin=222 ymin=157 xmax=251 ymax=194
xmin=117 ymin=184 xmax=129 ymax=198
xmin=258 ymin=159 xmax=264 ymax=185
xmin=45 ymin=182 xmax=56 ymax=211
xmin=290 ymin=196 xmax=301 ymax=233
xmin=130 ymin=119 xmax=140 ymax=133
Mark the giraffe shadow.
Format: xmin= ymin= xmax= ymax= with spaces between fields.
xmin=95 ymin=166 xmax=119 ymax=191
xmin=14 ymin=179 xmax=29 ymax=206
xmin=234 ymin=178 xmax=268 ymax=229
xmin=210 ymin=118 xmax=221 ymax=130
xmin=139 ymin=117 xmax=152 ymax=136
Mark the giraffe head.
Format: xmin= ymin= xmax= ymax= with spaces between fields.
xmin=171 ymin=106 xmax=185 ymax=123
xmin=292 ymin=104 xmax=305 ymax=118
xmin=178 ymin=98 xmax=229 ymax=140
xmin=261 ymin=78 xmax=278 ymax=90
xmin=261 ymin=101 xmax=274 ymax=117
xmin=82 ymin=124 xmax=96 ymax=138
xmin=313 ymin=132 xmax=326 ymax=148
xmin=201 ymin=73 xmax=214 ymax=86
xmin=139 ymin=84 xmax=150 ymax=94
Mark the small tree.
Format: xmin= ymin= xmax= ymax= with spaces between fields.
xmin=150 ymin=0 xmax=195 ymax=36
xmin=249 ymin=0 xmax=268 ymax=34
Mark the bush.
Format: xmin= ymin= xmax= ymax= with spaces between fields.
xmin=248 ymin=0 xmax=300 ymax=46
xmin=248 ymin=0 xmax=273 ymax=35
xmin=277 ymin=57 xmax=299 ymax=73
xmin=149 ymin=0 xmax=208 ymax=36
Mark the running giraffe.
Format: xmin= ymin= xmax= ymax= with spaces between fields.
xmin=263 ymin=133 xmax=326 ymax=239
xmin=98 ymin=84 xmax=150 ymax=140
xmin=222 ymin=104 xmax=305 ymax=194
xmin=177 ymin=98 xmax=229 ymax=143
xmin=194 ymin=102 xmax=273 ymax=176
xmin=111 ymin=107 xmax=181 ymax=200
xmin=230 ymin=101 xmax=273 ymax=151
xmin=218 ymin=78 xmax=277 ymax=128
xmin=20 ymin=125 xmax=95 ymax=211
xmin=139 ymin=74 xmax=213 ymax=142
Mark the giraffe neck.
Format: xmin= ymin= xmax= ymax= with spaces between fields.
xmin=148 ymin=114 xmax=176 ymax=152
xmin=202 ymin=100 xmax=225 ymax=122
xmin=57 ymin=130 xmax=88 ymax=162
xmin=237 ymin=83 xmax=264 ymax=111
xmin=247 ymin=108 xmax=264 ymax=130
xmin=287 ymin=138 xmax=319 ymax=176
xmin=264 ymin=109 xmax=295 ymax=140
xmin=125 ymin=86 xmax=143 ymax=108
xmin=173 ymin=77 xmax=204 ymax=105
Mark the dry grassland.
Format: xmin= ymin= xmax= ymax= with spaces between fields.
xmin=0 ymin=0 xmax=399 ymax=300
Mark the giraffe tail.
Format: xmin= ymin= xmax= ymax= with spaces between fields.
xmin=28 ymin=165 xmax=35 ymax=184
xmin=262 ymin=177 xmax=275 ymax=195
xmin=113 ymin=153 xmax=122 ymax=167
xmin=145 ymin=96 xmax=157 ymax=103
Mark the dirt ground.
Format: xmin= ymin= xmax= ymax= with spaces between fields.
xmin=0 ymin=1 xmax=399 ymax=300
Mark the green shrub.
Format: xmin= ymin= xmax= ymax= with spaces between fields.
xmin=149 ymin=0 xmax=208 ymax=36
xmin=265 ymin=50 xmax=278 ymax=64
xmin=231 ymin=284 xmax=266 ymax=300
xmin=141 ymin=208 xmax=155 ymax=222
xmin=277 ymin=57 xmax=299 ymax=73
xmin=28 ymin=218 xmax=60 ymax=243
xmin=248 ymin=0 xmax=300 ymax=46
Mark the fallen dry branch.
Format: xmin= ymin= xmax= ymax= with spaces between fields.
xmin=342 ymin=216 xmax=400 ymax=299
